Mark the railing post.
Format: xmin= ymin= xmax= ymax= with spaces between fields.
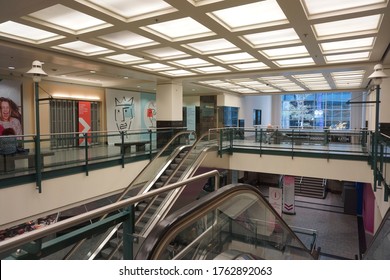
xmin=323 ymin=129 xmax=329 ymax=145
xmin=123 ymin=205 xmax=135 ymax=260
xmin=84 ymin=133 xmax=89 ymax=176
xmin=120 ymin=131 xmax=125 ymax=168
xmin=34 ymin=135 xmax=42 ymax=193
xmin=149 ymin=129 xmax=152 ymax=160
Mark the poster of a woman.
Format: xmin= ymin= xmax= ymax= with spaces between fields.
xmin=0 ymin=80 xmax=23 ymax=136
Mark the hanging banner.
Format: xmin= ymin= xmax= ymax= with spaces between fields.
xmin=282 ymin=175 xmax=295 ymax=214
xmin=269 ymin=187 xmax=283 ymax=216
xmin=79 ymin=101 xmax=91 ymax=146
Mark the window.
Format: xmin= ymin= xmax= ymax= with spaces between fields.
xmin=281 ymin=92 xmax=351 ymax=129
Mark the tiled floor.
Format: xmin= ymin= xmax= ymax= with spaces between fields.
xmin=259 ymin=186 xmax=360 ymax=260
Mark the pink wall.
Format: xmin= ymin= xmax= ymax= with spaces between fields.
xmin=363 ymin=183 xmax=375 ymax=234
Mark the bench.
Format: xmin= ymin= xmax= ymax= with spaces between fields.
xmin=114 ymin=140 xmax=150 ymax=154
xmin=0 ymin=151 xmax=55 ymax=172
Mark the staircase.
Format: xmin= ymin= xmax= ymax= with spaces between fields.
xmin=295 ymin=176 xmax=326 ymax=199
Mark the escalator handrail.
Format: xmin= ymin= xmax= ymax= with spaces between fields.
xmin=136 ymin=183 xmax=315 ymax=260
xmin=138 ymin=131 xmax=219 ymax=236
xmin=0 ymin=170 xmax=220 ymax=256
xmin=64 ymin=130 xmax=196 ymax=259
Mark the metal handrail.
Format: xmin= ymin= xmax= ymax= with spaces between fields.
xmin=0 ymin=170 xmax=220 ymax=255
xmin=64 ymin=130 xmax=195 ymax=259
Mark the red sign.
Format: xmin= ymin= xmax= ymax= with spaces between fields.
xmin=78 ymin=101 xmax=91 ymax=145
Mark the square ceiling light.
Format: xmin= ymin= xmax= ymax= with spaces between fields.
xmin=134 ymin=63 xmax=175 ymax=71
xmin=325 ymin=51 xmax=371 ymax=63
xmin=209 ymin=0 xmax=288 ymax=31
xmin=241 ymin=28 xmax=301 ymax=48
xmin=142 ymin=47 xmax=189 ymax=60
xmin=183 ymin=38 xmax=239 ymax=54
xmin=231 ymin=62 xmax=269 ymax=71
xmin=25 ymin=4 xmax=111 ymax=34
xmin=194 ymin=66 xmax=230 ymax=74
xmin=211 ymin=52 xmax=256 ymax=64
xmin=312 ymin=14 xmax=382 ymax=39
xmin=320 ymin=37 xmax=375 ymax=54
xmin=171 ymin=58 xmax=212 ymax=68
xmin=53 ymin=41 xmax=112 ymax=56
xmin=77 ymin=0 xmax=176 ymax=21
xmin=0 ymin=21 xmax=63 ymax=44
xmin=142 ymin=17 xmax=214 ymax=41
xmin=260 ymin=46 xmax=309 ymax=59
xmin=301 ymin=0 xmax=387 ymax=18
xmin=160 ymin=69 xmax=195 ymax=76
xmin=97 ymin=31 xmax=157 ymax=49
xmin=274 ymin=57 xmax=315 ymax=67
xmin=102 ymin=54 xmax=147 ymax=64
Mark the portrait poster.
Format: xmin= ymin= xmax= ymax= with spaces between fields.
xmin=0 ymin=79 xmax=23 ymax=136
xmin=105 ymin=88 xmax=140 ymax=145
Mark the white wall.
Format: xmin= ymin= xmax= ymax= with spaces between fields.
xmin=242 ymin=95 xmax=272 ymax=128
xmin=0 ymin=160 xmax=148 ymax=228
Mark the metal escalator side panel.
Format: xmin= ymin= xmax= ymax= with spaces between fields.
xmin=136 ymin=184 xmax=316 ymax=260
xmin=137 ymin=145 xmax=218 ymax=238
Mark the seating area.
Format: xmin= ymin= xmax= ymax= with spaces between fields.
xmin=114 ymin=140 xmax=150 ymax=153
xmin=0 ymin=151 xmax=55 ymax=172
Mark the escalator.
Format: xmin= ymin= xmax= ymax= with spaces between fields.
xmin=136 ymin=183 xmax=320 ymax=260
xmin=82 ymin=131 xmax=219 ymax=260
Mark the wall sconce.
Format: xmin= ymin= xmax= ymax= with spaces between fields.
xmin=26 ymin=60 xmax=48 ymax=193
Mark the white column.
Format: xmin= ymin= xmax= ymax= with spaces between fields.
xmin=156 ymin=82 xmax=183 ymax=122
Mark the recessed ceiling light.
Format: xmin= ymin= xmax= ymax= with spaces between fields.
xmin=26 ymin=4 xmax=111 ymax=34
xmin=77 ymin=0 xmax=176 ymax=21
xmin=209 ymin=0 xmax=288 ymax=31
xmin=312 ymin=14 xmax=382 ymax=39
xmin=8 ymin=66 xmax=15 ymax=70
xmin=143 ymin=17 xmax=214 ymax=41
xmin=0 ymin=21 xmax=63 ymax=44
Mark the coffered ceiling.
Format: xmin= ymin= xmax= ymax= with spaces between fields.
xmin=0 ymin=0 xmax=389 ymax=95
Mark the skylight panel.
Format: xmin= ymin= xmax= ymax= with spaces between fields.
xmin=241 ymin=29 xmax=301 ymax=48
xmin=134 ymin=63 xmax=174 ymax=71
xmin=102 ymin=54 xmax=147 ymax=64
xmin=325 ymin=52 xmax=371 ymax=63
xmin=143 ymin=17 xmax=214 ymax=41
xmin=0 ymin=21 xmax=63 ymax=44
xmin=160 ymin=69 xmax=195 ymax=76
xmin=77 ymin=0 xmax=176 ymax=21
xmin=209 ymin=0 xmax=288 ymax=31
xmin=302 ymin=0 xmax=387 ymax=17
xmin=98 ymin=31 xmax=157 ymax=49
xmin=171 ymin=58 xmax=212 ymax=68
xmin=211 ymin=52 xmax=256 ymax=64
xmin=194 ymin=66 xmax=230 ymax=74
xmin=313 ymin=15 xmax=382 ymax=39
xmin=260 ymin=46 xmax=309 ymax=59
xmin=26 ymin=4 xmax=111 ymax=34
xmin=320 ymin=37 xmax=375 ymax=53
xmin=183 ymin=38 xmax=239 ymax=54
xmin=142 ymin=47 xmax=189 ymax=60
xmin=231 ymin=62 xmax=269 ymax=71
xmin=53 ymin=41 xmax=112 ymax=56
xmin=274 ymin=57 xmax=315 ymax=67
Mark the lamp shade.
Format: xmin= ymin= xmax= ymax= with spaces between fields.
xmin=368 ymin=64 xmax=388 ymax=85
xmin=26 ymin=60 xmax=48 ymax=82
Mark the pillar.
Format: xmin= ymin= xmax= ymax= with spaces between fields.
xmin=156 ymin=82 xmax=184 ymax=146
